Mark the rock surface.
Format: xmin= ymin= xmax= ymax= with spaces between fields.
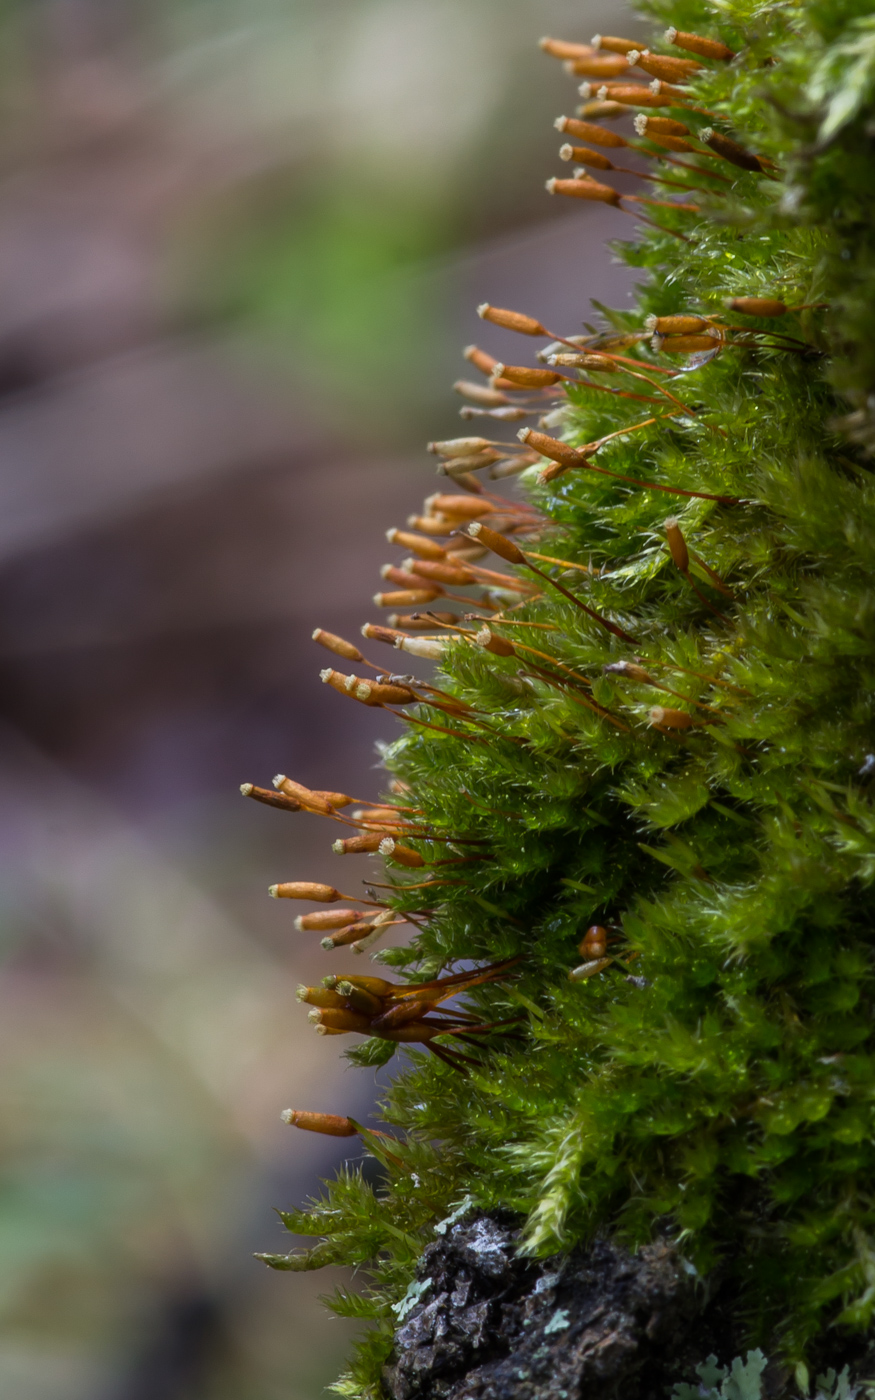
xmin=383 ymin=1214 xmax=728 ymax=1400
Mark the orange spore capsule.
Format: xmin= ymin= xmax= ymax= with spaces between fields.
xmin=281 ymin=1110 xmax=357 ymax=1137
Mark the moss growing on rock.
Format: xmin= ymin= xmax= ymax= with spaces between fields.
xmin=251 ymin=2 xmax=875 ymax=1393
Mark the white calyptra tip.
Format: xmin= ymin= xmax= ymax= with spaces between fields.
xmin=331 ymin=839 xmax=344 ymax=853
xmin=476 ymin=303 xmax=489 ymax=318
xmin=634 ymin=114 xmax=648 ymax=135
xmin=554 ymin=115 xmax=567 ymax=131
xmin=591 ymin=33 xmax=602 ymax=47
xmin=468 ymin=522 xmax=484 ymax=538
xmin=579 ymin=82 xmax=593 ymax=97
xmin=664 ymin=27 xmax=678 ymax=43
xmin=320 ymin=936 xmax=334 ymax=950
xmin=644 ymin=314 xmax=658 ymax=331
xmin=319 ymin=669 xmax=332 ymax=682
xmin=545 ymin=178 xmax=557 ymax=193
xmin=627 ymin=50 xmax=641 ymax=63
xmin=559 ymin=144 xmax=573 ymax=161
xmin=268 ymin=885 xmax=279 ymax=898
xmin=378 ymin=837 xmax=396 ymax=855
xmin=310 ymin=628 xmax=320 ymax=640
xmin=295 ymin=985 xmax=308 ymax=1001
xmin=294 ymin=916 xmax=305 ymax=930
xmin=273 ymin=773 xmax=286 ymax=788
xmin=597 ymin=85 xmax=610 ymax=100
xmin=517 ymin=427 xmax=532 ymax=443
xmin=240 ymin=783 xmax=253 ymax=795
xmin=649 ymin=79 xmax=661 ymax=92
xmin=280 ymin=1109 xmax=295 ymax=1124
xmin=700 ymin=127 xmax=714 ymax=141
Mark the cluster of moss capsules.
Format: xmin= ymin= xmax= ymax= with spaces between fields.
xmin=244 ymin=3 xmax=875 ymax=1393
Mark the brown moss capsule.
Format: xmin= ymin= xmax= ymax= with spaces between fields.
xmin=362 ymin=622 xmax=406 ymax=646
xmin=438 ymin=451 xmax=502 ymax=476
xmin=406 ymin=559 xmax=475 ymax=586
xmin=638 ymin=130 xmax=698 ymax=153
xmin=311 ymin=628 xmax=363 ymax=663
xmin=378 ymin=837 xmax=425 ymax=868
xmin=280 ymin=1110 xmax=357 ymax=1137
xmin=664 ymin=27 xmax=735 ymax=61
xmin=628 ymin=49 xmax=702 ymax=81
xmin=664 ymin=517 xmax=690 ymax=573
xmin=591 ymin=34 xmax=639 ymax=55
xmin=321 ymin=922 xmax=378 ymax=949
xmin=467 ymin=523 xmax=526 ymax=565
xmin=555 ymin=115 xmax=629 ymax=148
xmin=309 ymin=1007 xmax=374 ymax=1034
xmin=701 ymin=128 xmax=763 ymax=173
xmin=297 ymin=984 xmax=348 ymax=1010
xmin=381 ymin=564 xmax=438 ymax=590
xmin=272 ymin=775 xmax=334 ymax=814
xmin=295 ymin=908 xmax=363 ymax=931
xmin=428 ymin=436 xmax=494 ymax=458
xmin=374 ymin=589 xmax=442 ymax=608
xmin=240 ymin=783 xmax=302 ymax=812
xmin=477 ymin=304 xmax=547 ymax=337
xmin=476 ymin=626 xmax=516 ymax=657
xmin=426 ymin=493 xmax=496 ymax=520
xmin=559 ymin=142 xmax=613 ymax=170
xmin=269 ymin=881 xmax=341 ymax=901
xmin=636 ymin=114 xmax=690 ymax=136
xmin=546 ymin=176 xmax=621 ymax=206
xmin=649 ymin=706 xmax=694 ymax=729
xmin=332 ymin=833 xmax=385 ymax=855
xmin=330 ymin=973 xmax=395 ymax=996
xmin=577 ymin=100 xmax=627 ymax=119
xmin=579 ymin=925 xmax=608 ymax=958
xmin=335 ymin=981 xmax=384 ymax=1016
xmin=354 ymin=680 xmax=417 ymax=706
xmin=518 ymin=427 xmax=588 ymax=467
xmin=539 ymin=36 xmax=597 ymax=60
xmin=549 ymin=351 xmax=619 ymax=372
xmin=463 ymin=344 xmax=500 ymax=376
xmin=371 ymin=999 xmax=433 ymax=1032
xmin=386 ymin=528 xmax=447 ymax=559
xmin=491 ymin=362 xmax=564 ymax=388
xmin=645 ymin=314 xmax=709 ymax=335
xmin=453 ymin=379 xmax=512 ymax=408
xmin=567 ymin=53 xmax=630 ymax=78
xmin=726 ymin=296 xmax=788 ymax=317
xmin=405 ymin=516 xmax=455 ymax=535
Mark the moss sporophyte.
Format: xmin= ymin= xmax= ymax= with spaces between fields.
xmin=241 ymin=2 xmax=875 ymax=1393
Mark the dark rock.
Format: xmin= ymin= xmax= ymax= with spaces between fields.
xmin=383 ymin=1213 xmax=736 ymax=1400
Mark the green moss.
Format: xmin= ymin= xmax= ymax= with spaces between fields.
xmin=258 ymin=2 xmax=875 ymax=1393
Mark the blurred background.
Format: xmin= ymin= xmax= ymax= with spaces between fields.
xmin=0 ymin=0 xmax=638 ymax=1396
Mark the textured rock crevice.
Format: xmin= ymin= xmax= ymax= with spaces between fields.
xmin=383 ymin=1215 xmax=739 ymax=1400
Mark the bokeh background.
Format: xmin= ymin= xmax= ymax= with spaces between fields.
xmin=0 ymin=1 xmax=638 ymax=1396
